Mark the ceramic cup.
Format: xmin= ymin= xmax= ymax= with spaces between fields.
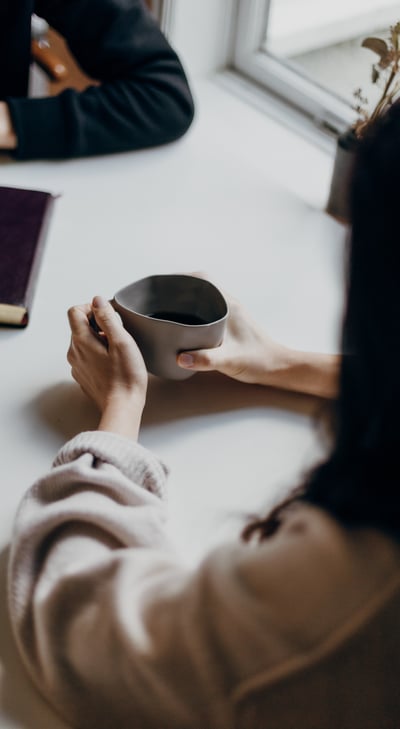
xmin=112 ymin=274 xmax=229 ymax=380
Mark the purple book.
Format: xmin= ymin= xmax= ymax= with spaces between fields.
xmin=0 ymin=185 xmax=56 ymax=327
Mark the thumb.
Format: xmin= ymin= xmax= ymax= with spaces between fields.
xmin=177 ymin=346 xmax=224 ymax=372
xmin=91 ymin=296 xmax=124 ymax=340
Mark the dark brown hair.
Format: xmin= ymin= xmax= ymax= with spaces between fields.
xmin=243 ymin=102 xmax=400 ymax=543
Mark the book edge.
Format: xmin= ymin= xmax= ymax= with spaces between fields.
xmin=0 ymin=304 xmax=28 ymax=326
xmin=22 ymin=192 xmax=57 ymax=325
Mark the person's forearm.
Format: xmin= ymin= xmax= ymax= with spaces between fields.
xmin=0 ymin=102 xmax=17 ymax=150
xmin=98 ymin=392 xmax=146 ymax=441
xmin=258 ymin=345 xmax=341 ymax=399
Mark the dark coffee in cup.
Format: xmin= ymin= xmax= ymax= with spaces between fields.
xmin=149 ymin=311 xmax=208 ymax=325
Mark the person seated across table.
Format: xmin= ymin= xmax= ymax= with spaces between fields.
xmin=0 ymin=0 xmax=194 ymax=160
xmin=8 ymin=103 xmax=400 ymax=727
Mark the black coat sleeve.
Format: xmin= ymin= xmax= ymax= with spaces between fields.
xmin=8 ymin=0 xmax=195 ymax=159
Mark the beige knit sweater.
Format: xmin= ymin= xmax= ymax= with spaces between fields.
xmin=7 ymin=431 xmax=400 ymax=729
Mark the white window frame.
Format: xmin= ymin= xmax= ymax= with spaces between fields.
xmin=232 ymin=0 xmax=356 ymax=136
xmin=158 ymin=0 xmax=359 ymax=141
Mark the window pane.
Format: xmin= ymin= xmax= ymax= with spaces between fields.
xmin=263 ymin=1 xmax=400 ymax=115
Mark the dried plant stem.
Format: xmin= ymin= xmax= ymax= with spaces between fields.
xmin=370 ymin=65 xmax=398 ymax=123
xmin=353 ymin=23 xmax=400 ymax=138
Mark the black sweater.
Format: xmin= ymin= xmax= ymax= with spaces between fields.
xmin=0 ymin=0 xmax=194 ymax=159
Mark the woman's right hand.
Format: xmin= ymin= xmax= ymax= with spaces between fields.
xmin=176 ymin=290 xmax=340 ymax=399
xmin=177 ymin=294 xmax=288 ymax=386
xmin=67 ymin=296 xmax=148 ymax=440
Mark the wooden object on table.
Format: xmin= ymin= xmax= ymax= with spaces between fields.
xmin=46 ymin=28 xmax=95 ymax=95
xmin=35 ymin=0 xmax=156 ymax=95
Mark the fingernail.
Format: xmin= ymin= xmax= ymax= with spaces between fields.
xmin=178 ymin=353 xmax=194 ymax=367
xmin=92 ymin=296 xmax=108 ymax=309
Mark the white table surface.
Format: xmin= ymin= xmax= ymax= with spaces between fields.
xmin=0 ymin=79 xmax=347 ymax=728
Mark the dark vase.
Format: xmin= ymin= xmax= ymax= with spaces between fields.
xmin=326 ymin=128 xmax=358 ymax=224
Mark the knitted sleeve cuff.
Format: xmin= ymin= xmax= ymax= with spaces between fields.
xmin=53 ymin=431 xmax=169 ymax=500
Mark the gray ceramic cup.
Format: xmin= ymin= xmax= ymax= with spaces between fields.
xmin=112 ymin=274 xmax=229 ymax=380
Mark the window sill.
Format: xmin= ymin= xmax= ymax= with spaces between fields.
xmin=215 ymin=69 xmax=339 ymax=157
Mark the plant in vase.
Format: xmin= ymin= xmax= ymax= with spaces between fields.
xmin=327 ymin=22 xmax=400 ymax=223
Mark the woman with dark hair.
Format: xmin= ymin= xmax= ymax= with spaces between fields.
xmin=8 ymin=105 xmax=400 ymax=729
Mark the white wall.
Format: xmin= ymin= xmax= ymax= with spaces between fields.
xmin=165 ymin=0 xmax=236 ymax=78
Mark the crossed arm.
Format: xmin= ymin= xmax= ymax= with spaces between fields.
xmin=1 ymin=0 xmax=194 ymax=159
